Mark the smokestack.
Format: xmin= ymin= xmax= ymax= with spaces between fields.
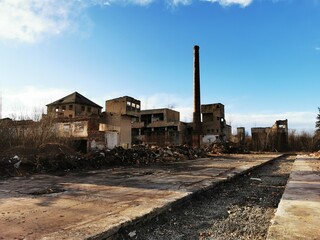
xmin=193 ymin=45 xmax=201 ymax=147
xmin=0 ymin=92 xmax=2 ymax=119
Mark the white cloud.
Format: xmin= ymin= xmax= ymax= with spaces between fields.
xmin=315 ymin=47 xmax=320 ymax=51
xmin=139 ymin=93 xmax=193 ymax=122
xmin=204 ymin=0 xmax=253 ymax=7
xmin=168 ymin=0 xmax=193 ymax=6
xmin=104 ymin=0 xmax=155 ymax=6
xmin=2 ymin=86 xmax=70 ymax=119
xmin=126 ymin=0 xmax=155 ymax=5
xmin=0 ymin=0 xmax=156 ymax=43
xmin=0 ymin=0 xmax=256 ymax=43
xmin=0 ymin=0 xmax=81 ymax=43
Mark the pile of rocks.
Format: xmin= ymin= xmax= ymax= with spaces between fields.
xmin=205 ymin=141 xmax=249 ymax=155
xmin=83 ymin=145 xmax=207 ymax=166
xmin=0 ymin=142 xmax=247 ymax=178
xmin=0 ymin=144 xmax=82 ymax=177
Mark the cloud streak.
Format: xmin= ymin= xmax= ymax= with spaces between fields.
xmin=204 ymin=0 xmax=253 ymax=7
xmin=168 ymin=0 xmax=193 ymax=7
xmin=103 ymin=0 xmax=156 ymax=6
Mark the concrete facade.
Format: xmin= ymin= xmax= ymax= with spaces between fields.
xmin=45 ymin=92 xmax=105 ymax=152
xmin=44 ymin=92 xmax=233 ymax=150
xmin=47 ymin=92 xmax=102 ymax=118
xmin=105 ymin=96 xmax=141 ymax=149
xmin=133 ymin=108 xmax=187 ymax=146
xmin=251 ymin=119 xmax=288 ymax=152
xmin=236 ymin=127 xmax=246 ymax=145
xmin=201 ymin=103 xmax=230 ymax=143
xmin=53 ymin=117 xmax=105 ymax=152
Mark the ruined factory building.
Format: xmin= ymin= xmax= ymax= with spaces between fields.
xmin=44 ymin=89 xmax=234 ymax=152
xmin=46 ymin=91 xmax=102 ymax=118
xmin=201 ymin=103 xmax=231 ymax=144
xmin=105 ymin=96 xmax=141 ymax=149
xmin=251 ymin=119 xmax=288 ymax=152
xmin=132 ymin=108 xmax=188 ymax=147
xmin=46 ymin=92 xmax=105 ymax=152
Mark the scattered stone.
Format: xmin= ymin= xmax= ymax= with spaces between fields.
xmin=250 ymin=177 xmax=262 ymax=182
xmin=128 ymin=230 xmax=136 ymax=238
xmin=13 ymin=160 xmax=22 ymax=169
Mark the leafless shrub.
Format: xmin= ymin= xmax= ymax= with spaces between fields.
xmin=247 ymin=129 xmax=316 ymax=152
xmin=0 ymin=119 xmax=16 ymax=151
xmin=288 ymin=130 xmax=315 ymax=152
xmin=0 ymin=112 xmax=65 ymax=153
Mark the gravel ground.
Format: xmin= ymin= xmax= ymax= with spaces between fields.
xmin=115 ymin=154 xmax=295 ymax=240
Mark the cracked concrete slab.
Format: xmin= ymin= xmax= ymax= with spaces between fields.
xmin=0 ymin=154 xmax=280 ymax=240
xmin=267 ymin=155 xmax=320 ymax=240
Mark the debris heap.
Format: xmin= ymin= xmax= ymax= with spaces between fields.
xmin=205 ymin=141 xmax=249 ymax=155
xmin=0 ymin=142 xmax=246 ymax=178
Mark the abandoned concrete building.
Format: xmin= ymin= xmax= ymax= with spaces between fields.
xmin=40 ymin=46 xmax=232 ymax=150
xmin=131 ymin=104 xmax=231 ymax=147
xmin=104 ymin=96 xmax=141 ymax=149
xmin=132 ymin=108 xmax=188 ymax=146
xmin=237 ymin=127 xmax=246 ymax=145
xmin=45 ymin=92 xmax=104 ymax=152
xmin=201 ymin=103 xmax=231 ymax=144
xmin=46 ymin=92 xmax=102 ymax=118
xmin=44 ymin=91 xmax=234 ymax=150
xmin=251 ymin=119 xmax=288 ymax=152
xmin=54 ymin=117 xmax=105 ymax=152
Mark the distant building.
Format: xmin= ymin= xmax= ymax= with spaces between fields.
xmin=237 ymin=127 xmax=246 ymax=145
xmin=46 ymin=92 xmax=104 ymax=152
xmin=251 ymin=119 xmax=288 ymax=152
xmin=44 ymin=92 xmax=233 ymax=150
xmin=105 ymin=96 xmax=141 ymax=149
xmin=54 ymin=116 xmax=105 ymax=152
xmin=46 ymin=92 xmax=102 ymax=118
xmin=201 ymin=103 xmax=231 ymax=144
xmin=132 ymin=108 xmax=187 ymax=146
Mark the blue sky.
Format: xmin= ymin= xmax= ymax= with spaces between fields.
xmin=0 ymin=0 xmax=319 ymax=133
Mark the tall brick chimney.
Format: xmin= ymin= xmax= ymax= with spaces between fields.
xmin=193 ymin=45 xmax=201 ymax=147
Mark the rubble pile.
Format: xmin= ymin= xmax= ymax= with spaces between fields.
xmin=0 ymin=144 xmax=82 ymax=177
xmin=0 ymin=142 xmax=243 ymax=178
xmin=206 ymin=141 xmax=249 ymax=154
xmin=310 ymin=151 xmax=320 ymax=158
xmin=112 ymin=145 xmax=208 ymax=165
xmin=83 ymin=145 xmax=208 ymax=167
